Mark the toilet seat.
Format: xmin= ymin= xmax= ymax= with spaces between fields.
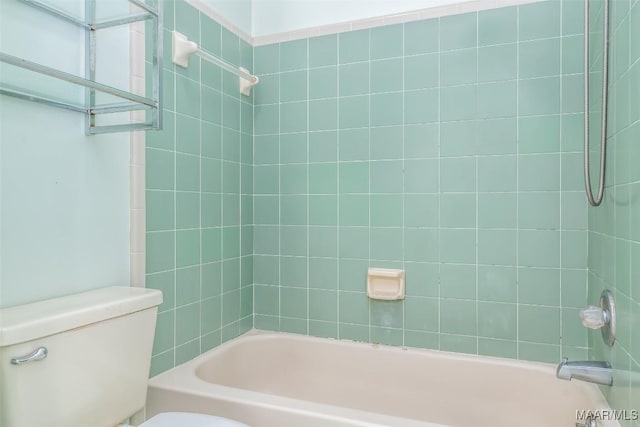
xmin=139 ymin=412 xmax=249 ymax=427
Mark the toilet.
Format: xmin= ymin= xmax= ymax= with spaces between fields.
xmin=0 ymin=286 xmax=249 ymax=427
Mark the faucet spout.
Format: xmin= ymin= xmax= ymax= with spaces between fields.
xmin=556 ymin=358 xmax=613 ymax=386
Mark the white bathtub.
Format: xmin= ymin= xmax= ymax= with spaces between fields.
xmin=146 ymin=330 xmax=616 ymax=427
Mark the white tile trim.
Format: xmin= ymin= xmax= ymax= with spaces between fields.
xmin=130 ymin=21 xmax=146 ymax=288
xmin=251 ymin=0 xmax=543 ymax=46
xmin=186 ymin=0 xmax=254 ymax=45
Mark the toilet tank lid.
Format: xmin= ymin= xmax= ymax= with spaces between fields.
xmin=0 ymin=286 xmax=162 ymax=347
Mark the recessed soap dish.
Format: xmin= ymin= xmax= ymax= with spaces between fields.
xmin=367 ymin=268 xmax=405 ymax=300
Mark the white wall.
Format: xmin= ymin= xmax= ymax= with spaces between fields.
xmin=251 ymin=0 xmax=466 ymax=37
xmin=0 ymin=0 xmax=131 ymax=308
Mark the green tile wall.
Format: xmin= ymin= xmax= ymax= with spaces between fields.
xmin=587 ymin=0 xmax=640 ymax=424
xmin=145 ymin=0 xmax=253 ymax=376
xmin=252 ymin=0 xmax=591 ymax=362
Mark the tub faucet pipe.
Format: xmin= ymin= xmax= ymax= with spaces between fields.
xmin=556 ymin=358 xmax=613 ymax=386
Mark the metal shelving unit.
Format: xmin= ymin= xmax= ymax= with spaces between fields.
xmin=0 ymin=0 xmax=163 ymax=134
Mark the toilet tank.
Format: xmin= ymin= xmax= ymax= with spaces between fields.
xmin=0 ymin=286 xmax=163 ymax=427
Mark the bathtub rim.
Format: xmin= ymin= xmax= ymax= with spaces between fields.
xmin=147 ymin=329 xmax=614 ymax=426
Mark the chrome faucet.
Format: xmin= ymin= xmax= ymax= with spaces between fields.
xmin=556 ymin=358 xmax=613 ymax=386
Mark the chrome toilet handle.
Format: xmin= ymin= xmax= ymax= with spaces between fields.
xmin=10 ymin=346 xmax=48 ymax=365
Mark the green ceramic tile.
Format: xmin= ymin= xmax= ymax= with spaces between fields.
xmin=518 ymin=342 xmax=560 ymax=363
xmin=370 ymin=227 xmax=403 ymax=261
xmin=371 ymin=58 xmax=403 ymax=93
xmin=478 ymin=193 xmax=517 ymax=229
xmin=478 ymin=301 xmax=517 ymax=340
xmin=478 ymin=338 xmax=517 ymax=359
xmin=441 ymin=299 xmax=477 ymax=335
xmin=201 ymin=228 xmax=221 ymax=263
xmin=201 ymin=295 xmax=222 ymax=335
xmin=440 ymin=264 xmax=476 ymax=299
xmin=280 ymin=226 xmax=307 ymax=256
xmin=202 ymin=261 xmax=222 ymax=298
xmin=371 ymin=93 xmax=403 ymax=126
xmin=309 ymin=195 xmax=337 ymax=225
xmin=280 ymin=195 xmax=307 ymax=225
xmin=404 ymin=229 xmax=439 ymax=262
xmin=254 ymin=104 xmax=279 ymax=135
xmin=339 ymin=195 xmax=369 ymax=226
xmin=309 ymin=66 xmax=337 ymax=99
xmin=280 ymin=102 xmax=307 ymax=133
xmin=176 ymin=230 xmax=200 ymax=267
xmin=478 ymin=229 xmax=517 ymax=266
xmin=176 ymin=265 xmax=200 ymax=307
xmin=440 ymin=334 xmax=477 ymax=354
xmin=477 ymin=117 xmax=517 ymax=155
xmin=441 ymin=157 xmax=476 ymax=192
xmin=404 ymin=53 xmax=439 ymax=90
xmin=175 ymin=0 xmax=199 ymax=44
xmin=339 ymin=226 xmax=370 ymax=259
xmin=519 ymin=305 xmax=561 ymax=345
xmin=280 ymin=287 xmax=308 ymax=319
xmin=309 ymin=226 xmax=338 ymax=258
xmin=477 ymin=81 xmax=517 ymax=119
xmin=370 ymin=126 xmax=402 ymax=160
xmin=440 ymin=229 xmax=476 ymax=264
xmin=309 ymin=257 xmax=338 ymax=289
xmin=478 ymin=265 xmax=517 ymax=303
xmin=310 ymin=34 xmax=338 ymax=68
xmin=519 ymin=38 xmax=561 ymax=78
xmin=176 ymin=75 xmax=200 ymax=119
xmin=370 ymin=160 xmax=403 ymax=193
xmin=518 ymin=1 xmax=561 ymax=41
xmin=309 ymin=130 xmax=338 ymax=162
xmin=255 ymin=44 xmax=280 ymax=75
xmin=478 ymin=6 xmax=517 ymax=46
xmin=254 ymin=271 xmax=279 ymax=308
xmin=153 ymin=310 xmax=175 ymax=355
xmin=440 ymin=12 xmax=477 ymax=51
xmin=147 ymin=148 xmax=175 ymax=190
xmin=404 ymin=89 xmax=439 ymax=124
xmin=175 ymin=302 xmax=200 ymax=345
xmin=309 ymin=320 xmax=338 ymax=339
xmin=370 ymin=195 xmax=403 ymax=226
xmin=339 ymin=95 xmax=369 ymax=129
xmin=404 ymin=297 xmax=439 ymax=332
xmin=519 ymin=230 xmax=560 ymax=268
xmin=147 ymin=231 xmax=175 ymax=273
xmin=440 ymin=193 xmax=475 ymax=228
xmin=150 ymin=351 xmax=174 ymax=377
xmin=404 ymin=159 xmax=439 ymax=193
xmin=562 ymin=35 xmax=584 ymax=75
xmin=371 ymin=327 xmax=403 ymax=346
xmin=404 ymin=194 xmax=439 ymax=228
xmin=519 ymin=115 xmax=561 ymax=154
xmin=370 ymin=24 xmax=403 ymax=60
xmin=339 ymin=161 xmax=369 ymax=193
xmin=441 ymin=49 xmax=477 ymax=86
xmin=518 ymin=153 xmax=560 ymax=191
xmin=221 ymin=28 xmax=240 ymax=65
xmin=280 ymin=39 xmax=308 ymax=72
xmin=254 ymin=74 xmax=279 ymax=105
xmin=478 ymin=44 xmax=517 ymax=83
xmin=518 ymin=192 xmax=560 ymax=229
xmin=309 ymin=98 xmax=338 ymax=131
xmin=339 ymin=29 xmax=370 ymax=64
xmin=518 ymin=77 xmax=561 ymax=116
xmin=280 ymin=71 xmax=308 ymax=102
xmin=404 ymin=123 xmax=439 ymax=158
xmin=282 ymin=132 xmax=307 ymax=164
xmin=404 ymin=19 xmax=439 ymax=55
xmin=441 ymin=85 xmax=476 ymax=121
xmin=176 ymin=191 xmax=199 ymax=230
xmin=147 ymin=190 xmax=175 ymax=232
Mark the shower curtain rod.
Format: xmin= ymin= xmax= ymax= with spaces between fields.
xmin=172 ymin=31 xmax=259 ymax=96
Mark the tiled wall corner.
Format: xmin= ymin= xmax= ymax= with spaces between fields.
xmin=587 ymin=0 xmax=640 ymax=424
xmin=144 ymin=0 xmax=254 ymax=376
